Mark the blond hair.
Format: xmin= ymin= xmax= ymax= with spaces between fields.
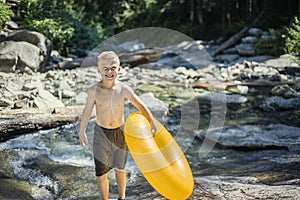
xmin=97 ymin=51 xmax=120 ymax=69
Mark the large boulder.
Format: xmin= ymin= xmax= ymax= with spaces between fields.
xmin=0 ymin=30 xmax=52 ymax=72
xmin=0 ymin=41 xmax=43 ymax=72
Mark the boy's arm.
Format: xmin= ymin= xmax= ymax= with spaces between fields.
xmin=124 ymin=86 xmax=157 ymax=135
xmin=79 ymin=86 xmax=96 ymax=146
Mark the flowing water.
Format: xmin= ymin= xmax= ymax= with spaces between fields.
xmin=1 ymin=90 xmax=300 ymax=199
xmin=1 ymin=119 xmax=300 ymax=199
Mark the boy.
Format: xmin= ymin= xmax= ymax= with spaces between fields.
xmin=79 ymin=51 xmax=157 ymax=200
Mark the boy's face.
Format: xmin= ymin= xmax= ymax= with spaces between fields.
xmin=98 ymin=61 xmax=120 ymax=81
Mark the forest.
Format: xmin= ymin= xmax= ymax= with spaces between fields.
xmin=1 ymin=0 xmax=300 ymax=58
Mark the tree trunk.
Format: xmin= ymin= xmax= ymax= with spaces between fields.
xmin=299 ymin=0 xmax=300 ymax=18
xmin=0 ymin=105 xmax=92 ymax=142
xmin=190 ymin=0 xmax=195 ymax=23
xmin=196 ymin=0 xmax=204 ymax=25
xmin=221 ymin=0 xmax=227 ymax=31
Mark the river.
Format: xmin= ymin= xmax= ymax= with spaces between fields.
xmin=1 ymin=95 xmax=300 ymax=199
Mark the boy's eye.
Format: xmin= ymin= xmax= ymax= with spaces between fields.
xmin=103 ymin=67 xmax=117 ymax=71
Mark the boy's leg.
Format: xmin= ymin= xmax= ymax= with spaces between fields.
xmin=114 ymin=168 xmax=126 ymax=198
xmin=96 ymin=173 xmax=109 ymax=200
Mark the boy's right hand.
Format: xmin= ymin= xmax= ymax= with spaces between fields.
xmin=79 ymin=132 xmax=89 ymax=147
xmin=150 ymin=122 xmax=157 ymax=137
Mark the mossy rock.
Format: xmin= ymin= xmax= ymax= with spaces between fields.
xmin=288 ymin=109 xmax=300 ymax=127
xmin=0 ymin=178 xmax=33 ymax=200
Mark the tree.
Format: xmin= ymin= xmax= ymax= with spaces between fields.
xmin=0 ymin=2 xmax=14 ymax=31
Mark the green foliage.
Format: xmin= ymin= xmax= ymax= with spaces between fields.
xmin=15 ymin=0 xmax=300 ymax=57
xmin=285 ymin=17 xmax=300 ymax=63
xmin=254 ymin=29 xmax=285 ymax=56
xmin=20 ymin=0 xmax=105 ymax=56
xmin=30 ymin=18 xmax=74 ymax=55
xmin=0 ymin=2 xmax=14 ymax=31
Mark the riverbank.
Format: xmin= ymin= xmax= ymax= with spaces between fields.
xmin=1 ymin=36 xmax=300 ymax=199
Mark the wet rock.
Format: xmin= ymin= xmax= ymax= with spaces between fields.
xmin=197 ymin=91 xmax=247 ymax=104
xmin=241 ymin=36 xmax=258 ymax=43
xmin=198 ymin=124 xmax=300 ymax=151
xmin=191 ymin=176 xmax=300 ymax=200
xmin=248 ymin=27 xmax=263 ymax=37
xmin=214 ymin=54 xmax=239 ymax=63
xmin=288 ymin=110 xmax=300 ymax=127
xmin=260 ymin=96 xmax=300 ymax=111
xmin=271 ymin=84 xmax=298 ymax=98
xmin=0 ymin=178 xmax=33 ymax=200
xmin=235 ymin=43 xmax=255 ymax=56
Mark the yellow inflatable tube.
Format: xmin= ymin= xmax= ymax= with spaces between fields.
xmin=124 ymin=112 xmax=194 ymax=200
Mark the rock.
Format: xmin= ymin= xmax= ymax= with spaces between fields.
xmin=0 ymin=98 xmax=14 ymax=107
xmin=264 ymin=54 xmax=299 ymax=68
xmin=227 ymin=85 xmax=249 ymax=94
xmin=58 ymin=60 xmax=81 ymax=70
xmin=5 ymin=21 xmax=19 ymax=30
xmin=253 ymin=66 xmax=269 ymax=74
xmin=0 ymin=41 xmax=43 ymax=72
xmin=284 ymin=66 xmax=300 ymax=75
xmin=235 ymin=43 xmax=255 ymax=56
xmin=222 ymin=47 xmax=237 ymax=54
xmin=13 ymin=100 xmax=27 ymax=109
xmin=288 ymin=110 xmax=300 ymax=127
xmin=214 ymin=54 xmax=239 ymax=63
xmin=197 ymin=91 xmax=247 ymax=104
xmin=260 ymin=96 xmax=300 ymax=112
xmin=0 ymin=178 xmax=33 ymax=200
xmin=198 ymin=124 xmax=300 ymax=151
xmin=0 ymin=30 xmax=52 ymax=71
xmin=22 ymin=78 xmax=44 ymax=91
xmin=175 ymin=67 xmax=199 ymax=78
xmin=241 ymin=36 xmax=258 ymax=43
xmin=33 ymin=90 xmax=65 ymax=109
xmin=0 ymin=30 xmax=51 ymax=55
xmin=116 ymin=40 xmax=145 ymax=53
xmin=248 ymin=27 xmax=263 ymax=37
xmin=271 ymin=84 xmax=298 ymax=98
xmin=62 ymin=90 xmax=76 ymax=98
xmin=81 ymin=56 xmax=97 ymax=67
xmin=139 ymin=92 xmax=169 ymax=119
xmin=192 ymin=176 xmax=300 ymax=200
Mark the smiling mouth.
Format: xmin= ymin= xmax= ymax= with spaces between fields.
xmin=105 ymin=74 xmax=114 ymax=79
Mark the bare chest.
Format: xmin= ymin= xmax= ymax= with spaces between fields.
xmin=94 ymin=88 xmax=124 ymax=111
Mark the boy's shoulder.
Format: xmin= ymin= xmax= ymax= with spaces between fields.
xmin=117 ymin=81 xmax=132 ymax=90
xmin=88 ymin=83 xmax=98 ymax=90
xmin=86 ymin=83 xmax=98 ymax=95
